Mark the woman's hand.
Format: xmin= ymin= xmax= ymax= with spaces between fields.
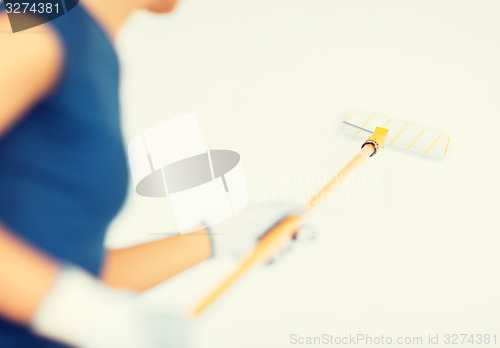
xmin=208 ymin=204 xmax=309 ymax=260
xmin=32 ymin=266 xmax=195 ymax=348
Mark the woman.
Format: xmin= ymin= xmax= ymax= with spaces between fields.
xmin=0 ymin=0 xmax=216 ymax=346
xmin=0 ymin=0 xmax=301 ymax=345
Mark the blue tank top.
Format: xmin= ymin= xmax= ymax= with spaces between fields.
xmin=0 ymin=5 xmax=128 ymax=347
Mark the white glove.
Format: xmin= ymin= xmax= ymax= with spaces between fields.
xmin=208 ymin=204 xmax=307 ymax=259
xmin=31 ymin=266 xmax=193 ymax=348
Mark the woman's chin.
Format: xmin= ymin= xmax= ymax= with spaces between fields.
xmin=149 ymin=0 xmax=180 ymax=14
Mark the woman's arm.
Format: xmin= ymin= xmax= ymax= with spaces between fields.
xmin=0 ymin=226 xmax=60 ymax=324
xmin=101 ymin=229 xmax=212 ymax=292
xmin=0 ymin=15 xmax=63 ymax=324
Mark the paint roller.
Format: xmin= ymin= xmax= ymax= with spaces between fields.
xmin=343 ymin=108 xmax=450 ymax=159
xmin=190 ymin=111 xmax=450 ymax=317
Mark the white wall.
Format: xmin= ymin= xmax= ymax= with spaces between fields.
xmin=108 ymin=1 xmax=500 ymax=347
